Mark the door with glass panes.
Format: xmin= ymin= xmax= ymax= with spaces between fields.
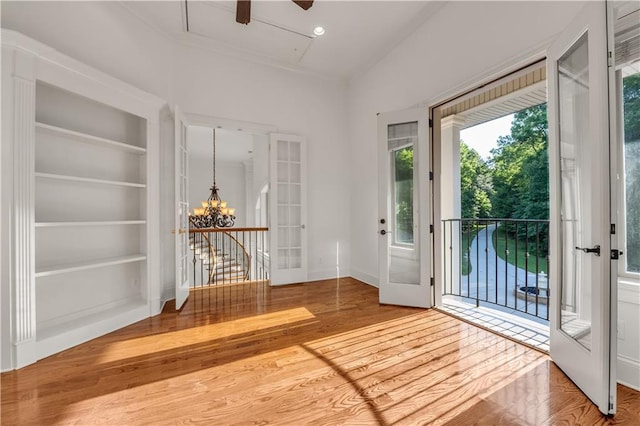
xmin=547 ymin=0 xmax=619 ymax=414
xmin=377 ymin=108 xmax=431 ymax=308
xmin=269 ymin=133 xmax=307 ymax=285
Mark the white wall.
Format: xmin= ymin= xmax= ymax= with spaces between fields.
xmin=0 ymin=1 xmax=174 ymax=100
xmin=189 ymin=157 xmax=247 ymax=227
xmin=173 ymin=41 xmax=351 ymax=280
xmin=252 ymin=135 xmax=270 ymax=227
xmin=618 ymin=280 xmax=640 ymax=390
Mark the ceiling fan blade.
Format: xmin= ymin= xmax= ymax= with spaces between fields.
xmin=236 ymin=0 xmax=251 ymax=24
xmin=292 ymin=0 xmax=313 ymax=11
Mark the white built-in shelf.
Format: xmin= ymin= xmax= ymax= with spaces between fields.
xmin=35 ymin=122 xmax=146 ymax=154
xmin=35 ymin=172 xmax=146 ymax=188
xmin=35 ymin=254 xmax=146 ymax=278
xmin=35 ymin=220 xmax=146 ymax=228
xmin=36 ymin=300 xmax=148 ymax=353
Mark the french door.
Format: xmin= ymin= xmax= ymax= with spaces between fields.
xmin=377 ymin=108 xmax=431 ymax=307
xmin=174 ymin=106 xmax=190 ymax=309
xmin=547 ymin=1 xmax=617 ymax=414
xmin=269 ymin=133 xmax=308 ymax=285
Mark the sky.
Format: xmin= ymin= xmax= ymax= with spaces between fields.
xmin=460 ymin=114 xmax=514 ymax=160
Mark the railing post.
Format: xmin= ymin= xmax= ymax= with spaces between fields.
xmin=453 ymin=219 xmax=461 ymax=295
xmin=442 ymin=219 xmax=461 ymax=296
xmin=475 ymin=219 xmax=479 ymax=308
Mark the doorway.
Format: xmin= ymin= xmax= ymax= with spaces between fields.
xmin=188 ymin=126 xmax=269 ymax=229
xmin=432 ymin=61 xmax=551 ymax=352
xmin=173 ymin=112 xmax=309 ymax=295
xmin=186 ymin=124 xmax=271 ymax=288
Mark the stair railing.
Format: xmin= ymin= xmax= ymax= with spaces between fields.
xmin=188 ymin=221 xmax=269 ymax=286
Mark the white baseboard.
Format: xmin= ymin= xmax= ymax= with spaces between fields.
xmin=618 ymin=354 xmax=640 ymax=391
xmin=36 ymin=302 xmax=148 ymax=361
xmin=350 ymin=267 xmax=379 ymax=288
xmin=161 ymin=287 xmax=175 ymax=304
xmin=307 ymin=267 xmax=350 ymax=282
xmin=618 ymin=279 xmax=640 ymax=305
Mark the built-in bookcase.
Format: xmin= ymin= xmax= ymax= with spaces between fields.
xmin=2 ymin=30 xmax=164 ymax=367
xmin=33 ymin=82 xmax=151 ymax=358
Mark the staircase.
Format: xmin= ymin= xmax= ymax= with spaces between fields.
xmin=189 ymin=231 xmax=249 ymax=285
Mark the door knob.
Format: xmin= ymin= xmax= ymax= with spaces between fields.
xmin=380 ymin=230 xmax=392 ymax=235
xmin=576 ymin=245 xmax=600 ymax=256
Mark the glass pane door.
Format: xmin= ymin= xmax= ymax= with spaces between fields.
xmin=388 ymin=123 xmax=419 ymax=285
xmin=174 ymin=107 xmax=190 ymax=309
xmin=269 ymin=133 xmax=307 ymax=285
xmin=378 ymin=108 xmax=431 ymax=308
xmin=558 ymin=32 xmax=592 ymax=348
xmin=547 ymin=1 xmax=615 ymax=414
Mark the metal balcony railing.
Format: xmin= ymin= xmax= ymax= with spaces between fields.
xmin=442 ymin=218 xmax=550 ymax=321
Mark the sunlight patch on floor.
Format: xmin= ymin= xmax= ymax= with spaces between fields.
xmin=440 ymin=297 xmax=550 ymax=352
xmin=95 ymin=307 xmax=316 ymax=364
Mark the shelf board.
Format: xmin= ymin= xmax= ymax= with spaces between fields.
xmin=35 ymin=254 xmax=146 ymax=278
xmin=35 ymin=172 xmax=146 ymax=188
xmin=36 ymin=122 xmax=146 ymax=154
xmin=35 ymin=220 xmax=146 ymax=228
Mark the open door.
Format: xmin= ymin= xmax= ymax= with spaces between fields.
xmin=378 ymin=108 xmax=431 ymax=308
xmin=547 ymin=1 xmax=617 ymax=414
xmin=174 ymin=106 xmax=190 ymax=309
xmin=269 ymin=133 xmax=308 ymax=285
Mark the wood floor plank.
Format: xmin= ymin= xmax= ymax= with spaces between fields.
xmin=1 ymin=277 xmax=638 ymax=425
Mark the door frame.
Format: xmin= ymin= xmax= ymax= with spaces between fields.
xmin=177 ymin=112 xmax=284 ymax=284
xmin=427 ymin=52 xmax=548 ymax=308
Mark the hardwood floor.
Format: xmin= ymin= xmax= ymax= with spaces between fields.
xmin=2 ymin=278 xmax=639 ymax=425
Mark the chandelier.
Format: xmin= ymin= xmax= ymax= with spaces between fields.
xmin=190 ymin=128 xmax=236 ymax=228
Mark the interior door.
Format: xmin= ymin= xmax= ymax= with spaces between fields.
xmin=174 ymin=106 xmax=190 ymax=309
xmin=378 ymin=108 xmax=431 ymax=308
xmin=269 ymin=133 xmax=307 ymax=285
xmin=547 ymin=1 xmax=616 ymax=414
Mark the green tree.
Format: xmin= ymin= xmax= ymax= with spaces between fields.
xmin=460 ymin=142 xmax=493 ymax=218
xmin=490 ymin=104 xmax=548 ymax=220
xmin=395 ymin=147 xmax=414 ymax=243
xmin=489 ymin=104 xmax=549 ymax=255
xmin=623 ymin=73 xmax=640 ymax=142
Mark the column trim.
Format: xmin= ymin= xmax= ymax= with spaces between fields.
xmin=12 ymin=50 xmax=37 ymax=368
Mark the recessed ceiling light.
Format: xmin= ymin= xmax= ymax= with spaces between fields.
xmin=313 ymin=26 xmax=325 ymax=36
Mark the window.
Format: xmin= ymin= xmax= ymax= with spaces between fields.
xmin=387 ymin=121 xmax=417 ymax=247
xmin=621 ymin=64 xmax=639 ymax=275
xmin=393 ymin=145 xmax=414 ymax=245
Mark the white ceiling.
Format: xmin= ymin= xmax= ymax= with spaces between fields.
xmin=119 ymin=1 xmax=444 ymax=79
xmin=188 ymin=126 xmax=255 ymax=162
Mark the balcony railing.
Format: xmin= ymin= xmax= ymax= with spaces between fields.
xmin=189 ymin=227 xmax=269 ymax=287
xmin=442 ymin=218 xmax=549 ymax=321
